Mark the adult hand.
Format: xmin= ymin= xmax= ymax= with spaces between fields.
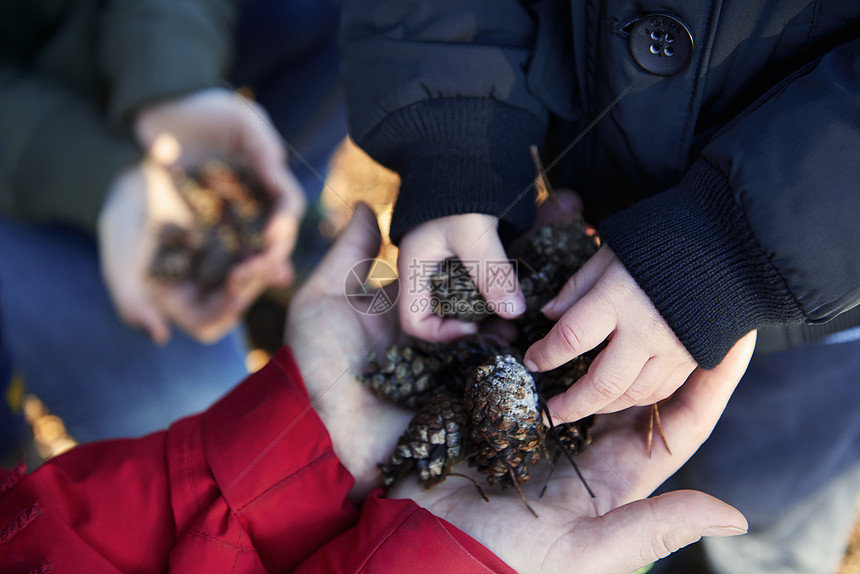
xmin=98 ymin=161 xmax=279 ymax=343
xmin=524 ymin=245 xmax=697 ymax=422
xmin=391 ymin=331 xmax=756 ymax=574
xmin=135 ymin=88 xmax=304 ymax=337
xmin=285 ymin=203 xmax=413 ymax=503
xmin=398 ymin=214 xmax=526 ymax=342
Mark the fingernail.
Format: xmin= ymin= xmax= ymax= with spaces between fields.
xmin=524 ymin=358 xmax=538 ymax=372
xmin=510 ymin=292 xmax=526 ymax=315
xmin=541 ymin=298 xmax=557 ymax=315
xmin=702 ymin=526 xmax=748 ymax=538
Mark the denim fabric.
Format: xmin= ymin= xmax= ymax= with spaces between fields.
xmin=232 ymin=0 xmax=346 ymax=204
xmin=0 ymin=220 xmax=249 ymax=443
xmin=654 ymin=338 xmax=860 ymax=574
xmin=0 ymin=317 xmax=25 ymax=454
xmin=0 ymin=1 xmax=347 ymax=445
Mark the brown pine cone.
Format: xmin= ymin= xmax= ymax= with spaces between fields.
xmin=429 ymin=258 xmax=493 ymax=323
xmin=150 ymin=160 xmax=273 ymax=293
xmin=546 ymin=415 xmax=596 ymax=459
xmin=536 ymin=353 xmax=595 ymax=400
xmin=516 ymin=221 xmax=599 ymax=349
xmin=149 ymin=223 xmax=199 ymax=282
xmin=437 ymin=336 xmax=520 ymax=396
xmin=380 ymin=389 xmax=467 ymax=488
xmin=359 ymin=342 xmax=447 ymax=408
xmin=465 ymin=354 xmax=545 ymax=488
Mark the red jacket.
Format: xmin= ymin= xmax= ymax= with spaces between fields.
xmin=0 ymin=348 xmax=514 ymax=573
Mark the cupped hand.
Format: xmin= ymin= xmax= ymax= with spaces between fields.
xmin=391 ymin=331 xmax=756 ymax=574
xmin=285 ymin=204 xmax=413 ymax=503
xmin=524 ymin=245 xmax=697 ymax=422
xmin=131 ymin=88 xmax=305 ymax=339
xmin=398 ymin=214 xmax=526 ymax=342
xmin=98 ymin=161 xmax=275 ymax=343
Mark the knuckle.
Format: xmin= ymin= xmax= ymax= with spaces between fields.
xmin=556 ymin=322 xmax=586 ymax=354
xmin=588 ymin=371 xmax=627 ymax=402
xmin=621 ymin=383 xmax=652 ymax=404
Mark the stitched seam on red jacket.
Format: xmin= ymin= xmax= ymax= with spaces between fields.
xmin=186 ymin=529 xmax=255 ymax=552
xmin=428 ymin=513 xmax=497 ymax=573
xmin=234 ymin=449 xmax=339 ymax=513
xmin=184 ymin=439 xmax=202 ymax=518
xmin=354 ymin=504 xmax=419 ymax=571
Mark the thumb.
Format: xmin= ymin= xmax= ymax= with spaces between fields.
xmin=303 ymin=202 xmax=382 ymax=293
xmin=572 ymin=491 xmax=747 ymax=573
xmin=119 ymin=296 xmax=171 ymax=346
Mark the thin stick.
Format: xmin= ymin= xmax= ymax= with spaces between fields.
xmin=541 ymin=403 xmax=596 ymax=499
xmin=652 ymin=403 xmax=672 ymax=456
xmin=518 ymin=257 xmax=556 ymax=297
xmin=448 ymin=472 xmax=490 ymax=503
xmin=508 ymin=466 xmax=539 ymax=519
xmin=539 ymin=450 xmax=562 ymax=499
xmin=530 ymin=144 xmax=576 ymax=223
xmin=648 ymin=404 xmax=655 ymax=458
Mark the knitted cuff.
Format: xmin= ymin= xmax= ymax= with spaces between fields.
xmin=360 ymin=98 xmax=546 ymax=244
xmin=599 ymin=159 xmax=804 ymax=368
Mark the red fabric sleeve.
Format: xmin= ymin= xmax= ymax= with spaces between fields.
xmin=297 ymin=489 xmax=516 ymax=573
xmin=0 ymin=347 xmax=512 ymax=574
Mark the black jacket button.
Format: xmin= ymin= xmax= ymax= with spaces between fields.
xmin=629 ymin=14 xmax=693 ymax=76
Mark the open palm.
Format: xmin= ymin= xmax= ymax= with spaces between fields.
xmin=285 ymin=203 xmax=414 ymax=503
xmin=390 ymin=331 xmax=756 ymax=574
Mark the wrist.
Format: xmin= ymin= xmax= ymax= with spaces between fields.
xmin=599 ymin=159 xmax=804 ymax=368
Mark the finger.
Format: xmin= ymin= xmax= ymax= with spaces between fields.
xmin=305 ymin=202 xmax=381 ymax=292
xmin=159 ymin=287 xmax=242 ymax=344
xmin=545 ymin=336 xmax=649 ymax=423
xmin=455 ymin=235 xmax=525 ymax=319
xmin=604 ymin=331 xmax=756 ymax=495
xmin=400 ymin=284 xmax=478 ymax=342
xmin=523 ymin=288 xmax=617 ymax=372
xmin=595 ymin=357 xmax=695 ymax=414
xmin=240 ymin=102 xmax=288 ymax=190
xmin=568 ymin=491 xmax=747 ymax=574
xmin=541 ymin=245 xmax=613 ymax=320
xmin=118 ymin=293 xmax=171 ymax=346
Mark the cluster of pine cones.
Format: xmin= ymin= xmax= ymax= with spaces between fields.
xmin=150 ymin=160 xmax=273 ymax=293
xmin=359 ymin=217 xmax=601 ymax=496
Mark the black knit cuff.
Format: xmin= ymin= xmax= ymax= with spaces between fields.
xmin=599 ymin=159 xmax=804 ymax=368
xmin=360 ymin=98 xmax=546 ymax=244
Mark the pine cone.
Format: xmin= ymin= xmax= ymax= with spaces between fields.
xmin=150 ymin=160 xmax=273 ymax=293
xmin=536 ymin=353 xmax=594 ymax=400
xmin=359 ymin=342 xmax=447 ymax=408
xmin=437 ymin=336 xmax=520 ymax=396
xmin=516 ymin=221 xmax=599 ymax=348
xmin=465 ymin=354 xmax=545 ymax=487
xmin=380 ymin=390 xmax=467 ymax=488
xmin=547 ymin=415 xmax=596 ymax=459
xmin=429 ymin=258 xmax=493 ymax=323
xmin=149 ymin=223 xmax=199 ymax=282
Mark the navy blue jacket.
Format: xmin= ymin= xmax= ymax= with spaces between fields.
xmin=340 ymin=0 xmax=860 ymax=367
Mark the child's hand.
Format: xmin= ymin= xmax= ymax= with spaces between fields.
xmin=523 ymin=245 xmax=697 ymax=423
xmin=398 ymin=214 xmax=526 ymax=342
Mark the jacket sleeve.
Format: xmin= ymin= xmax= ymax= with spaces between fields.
xmin=0 ymin=0 xmax=237 ymax=231
xmin=599 ymin=38 xmax=860 ymax=368
xmin=0 ymin=63 xmax=141 ymax=230
xmin=0 ymin=348 xmax=512 ymax=573
xmin=99 ymin=0 xmax=238 ymax=124
xmin=295 ymin=490 xmax=516 ymax=573
xmin=340 ymin=0 xmax=549 ymax=243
